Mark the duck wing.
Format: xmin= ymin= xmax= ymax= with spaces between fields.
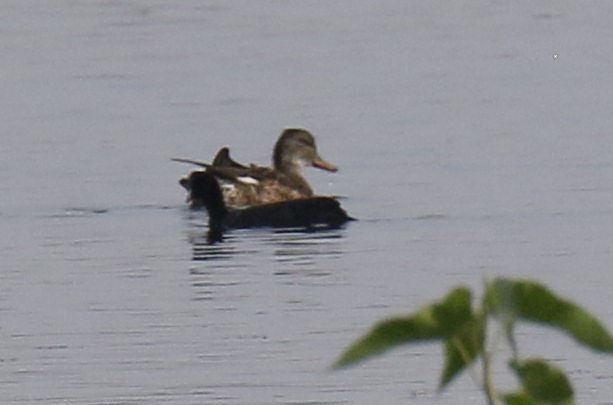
xmin=172 ymin=147 xmax=247 ymax=170
xmin=212 ymin=147 xmax=248 ymax=169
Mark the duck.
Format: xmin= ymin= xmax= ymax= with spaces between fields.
xmin=186 ymin=171 xmax=353 ymax=243
xmin=173 ymin=128 xmax=338 ymax=209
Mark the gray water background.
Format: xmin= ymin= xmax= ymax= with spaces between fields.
xmin=2 ymin=1 xmax=613 ymax=403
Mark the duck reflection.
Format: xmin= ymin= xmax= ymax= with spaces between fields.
xmin=187 ymin=220 xmax=347 ymax=264
xmin=185 ymin=226 xmax=348 ymax=305
xmin=266 ymin=230 xmax=345 ymax=268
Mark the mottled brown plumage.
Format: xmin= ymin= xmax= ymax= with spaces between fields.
xmin=174 ymin=128 xmax=337 ymax=208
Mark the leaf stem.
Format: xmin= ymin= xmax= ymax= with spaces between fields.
xmin=482 ymin=347 xmax=499 ymax=405
xmin=482 ymin=323 xmax=506 ymax=405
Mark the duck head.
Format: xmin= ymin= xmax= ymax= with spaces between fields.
xmin=272 ymin=128 xmax=338 ymax=173
xmin=186 ymin=171 xmax=228 ymax=216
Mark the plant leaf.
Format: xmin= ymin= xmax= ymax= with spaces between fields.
xmin=440 ymin=314 xmax=485 ymax=389
xmin=486 ymin=278 xmax=613 ymax=352
xmin=510 ymin=358 xmax=574 ymax=403
xmin=502 ymin=392 xmax=539 ymax=405
xmin=334 ymin=287 xmax=472 ymax=368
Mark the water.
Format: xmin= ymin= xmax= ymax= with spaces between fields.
xmin=2 ymin=1 xmax=613 ymax=403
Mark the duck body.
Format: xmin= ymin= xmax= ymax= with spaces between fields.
xmin=213 ymin=164 xmax=312 ymax=207
xmin=174 ymin=128 xmax=337 ymax=209
xmin=225 ymin=196 xmax=351 ymax=229
xmin=187 ymin=171 xmax=353 ymax=242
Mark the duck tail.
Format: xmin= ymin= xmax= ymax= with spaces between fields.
xmin=171 ymin=157 xmax=212 ymax=169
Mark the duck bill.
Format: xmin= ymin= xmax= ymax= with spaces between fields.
xmin=312 ymin=157 xmax=338 ymax=172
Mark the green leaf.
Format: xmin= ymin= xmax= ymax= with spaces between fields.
xmin=510 ymin=358 xmax=574 ymax=404
xmin=486 ymin=278 xmax=613 ymax=352
xmin=440 ymin=314 xmax=485 ymax=389
xmin=502 ymin=392 xmax=539 ymax=405
xmin=334 ymin=287 xmax=473 ymax=368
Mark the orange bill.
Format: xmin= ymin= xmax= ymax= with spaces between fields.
xmin=312 ymin=157 xmax=338 ymax=172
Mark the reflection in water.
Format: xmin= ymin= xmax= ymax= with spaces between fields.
xmin=188 ymin=225 xmax=347 ymax=265
xmin=184 ymin=209 xmax=350 ymax=301
xmin=268 ymin=230 xmax=345 ymax=273
xmin=190 ymin=233 xmax=237 ymax=262
xmin=184 ymin=205 xmax=349 ymax=265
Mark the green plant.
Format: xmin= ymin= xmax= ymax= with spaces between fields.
xmin=334 ymin=278 xmax=613 ymax=404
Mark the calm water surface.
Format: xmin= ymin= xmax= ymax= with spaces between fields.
xmin=3 ymin=1 xmax=613 ymax=404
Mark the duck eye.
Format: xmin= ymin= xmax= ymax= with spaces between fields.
xmin=297 ymin=138 xmax=314 ymax=147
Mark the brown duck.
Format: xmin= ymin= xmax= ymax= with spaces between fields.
xmin=174 ymin=128 xmax=338 ymax=208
